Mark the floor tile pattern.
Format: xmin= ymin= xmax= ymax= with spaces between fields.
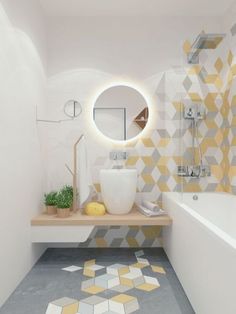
xmin=0 ymin=248 xmax=195 ymax=314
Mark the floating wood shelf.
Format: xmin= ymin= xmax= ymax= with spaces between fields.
xmin=31 ymin=208 xmax=172 ymax=227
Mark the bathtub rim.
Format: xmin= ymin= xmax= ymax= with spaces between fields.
xmin=163 ymin=192 xmax=236 ymax=250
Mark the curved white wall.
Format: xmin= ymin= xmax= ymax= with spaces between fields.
xmin=0 ymin=0 xmax=46 ymax=307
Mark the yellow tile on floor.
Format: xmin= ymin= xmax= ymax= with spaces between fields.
xmin=83 ymin=268 xmax=95 ymax=277
xmin=130 ymin=262 xmax=147 ymax=269
xmin=62 ymin=303 xmax=79 ymax=314
xmin=82 ymin=285 xmax=105 ymax=295
xmin=136 ymin=283 xmax=159 ymax=292
xmin=84 ymin=259 xmax=96 ymax=267
xmin=110 ymin=294 xmax=135 ymax=304
xmin=151 ymin=265 xmax=166 ymax=274
xmin=119 ymin=277 xmax=134 ymax=288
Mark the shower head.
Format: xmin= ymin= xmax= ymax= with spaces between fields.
xmin=187 ymin=32 xmax=226 ymax=64
xmin=192 ymin=33 xmax=225 ymax=50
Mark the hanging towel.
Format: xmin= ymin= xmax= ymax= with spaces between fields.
xmin=77 ymin=136 xmax=93 ymax=208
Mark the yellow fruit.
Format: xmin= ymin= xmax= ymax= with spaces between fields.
xmin=85 ymin=202 xmax=106 ymax=216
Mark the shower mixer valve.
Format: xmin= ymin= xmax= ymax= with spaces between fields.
xmin=177 ymin=165 xmax=211 ymax=178
xmin=184 ymin=104 xmax=205 ymax=120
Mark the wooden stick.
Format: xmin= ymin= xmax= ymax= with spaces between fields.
xmin=73 ymin=134 xmax=84 ymax=212
xmin=65 ymin=164 xmax=73 ymax=176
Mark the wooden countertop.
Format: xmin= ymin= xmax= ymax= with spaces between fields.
xmin=31 ymin=208 xmax=172 ymax=226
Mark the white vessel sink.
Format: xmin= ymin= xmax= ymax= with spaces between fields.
xmin=100 ymin=169 xmax=137 ymax=215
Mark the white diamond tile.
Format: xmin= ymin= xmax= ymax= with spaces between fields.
xmin=62 ymin=266 xmax=82 ymax=272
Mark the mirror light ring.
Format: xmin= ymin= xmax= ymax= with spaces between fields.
xmin=90 ymin=80 xmax=154 ymax=144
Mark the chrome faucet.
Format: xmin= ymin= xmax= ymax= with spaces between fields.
xmin=109 ymin=151 xmax=129 ymax=161
xmin=110 ymin=151 xmax=129 ymax=169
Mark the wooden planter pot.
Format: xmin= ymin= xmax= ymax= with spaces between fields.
xmin=57 ymin=207 xmax=70 ymax=218
xmin=46 ymin=205 xmax=57 ymax=215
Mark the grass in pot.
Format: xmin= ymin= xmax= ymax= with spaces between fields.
xmin=44 ymin=191 xmax=57 ymax=215
xmin=56 ymin=190 xmax=73 ymax=218
xmin=61 ymin=185 xmax=74 ymax=211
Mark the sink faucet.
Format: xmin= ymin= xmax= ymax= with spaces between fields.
xmin=110 ymin=151 xmax=129 ymax=161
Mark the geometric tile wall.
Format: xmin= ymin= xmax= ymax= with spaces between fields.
xmin=83 ymin=29 xmax=236 ymax=248
xmin=78 ymin=226 xmax=162 ymax=248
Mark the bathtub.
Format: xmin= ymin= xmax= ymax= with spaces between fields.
xmin=162 ymin=192 xmax=236 ymax=314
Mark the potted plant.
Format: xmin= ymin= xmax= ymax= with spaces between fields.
xmin=61 ymin=185 xmax=73 ymax=197
xmin=56 ymin=189 xmax=73 ymax=218
xmin=44 ymin=191 xmax=57 ymax=215
xmin=61 ymin=185 xmax=74 ymax=210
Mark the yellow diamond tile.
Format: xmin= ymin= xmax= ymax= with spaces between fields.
xmin=183 ymin=183 xmax=201 ymax=193
xmin=157 ymin=182 xmax=170 ymax=192
xmin=142 ymin=226 xmax=161 ymax=238
xmin=231 ymin=64 xmax=236 ymax=76
xmin=142 ymin=174 xmax=155 ymax=184
xmin=95 ymin=238 xmax=108 ymax=247
xmin=172 ymin=101 xmax=183 ymax=111
xmin=151 ymin=265 xmax=166 ymax=274
xmin=136 ymin=283 xmax=159 ymax=292
xmin=119 ymin=277 xmax=134 ymax=287
xmin=126 ymin=237 xmax=139 ymax=247
xmin=216 ymin=184 xmax=225 ymax=192
xmin=158 ymin=138 xmax=170 ymax=147
xmin=183 ymin=40 xmax=191 ymax=54
xmin=130 ymin=262 xmax=147 ymax=269
xmin=205 ymin=119 xmax=218 ymax=129
xmin=201 ymin=138 xmax=217 ymax=154
xmin=157 ymin=156 xmax=170 ymax=166
xmin=215 ymin=58 xmax=223 ymax=73
xmin=142 ymin=138 xmax=155 ymax=147
xmin=214 ymin=77 xmax=223 ymax=90
xmin=157 ymin=165 xmax=170 ymax=175
xmin=110 ymin=294 xmax=135 ymax=304
xmin=215 ymin=130 xmax=224 ymax=145
xmin=126 ymin=156 xmax=139 ymax=166
xmin=232 ymin=116 xmax=236 ymax=127
xmin=188 ymin=93 xmax=202 ymax=102
xmin=118 ymin=267 xmax=130 ymax=276
xmin=211 ymin=165 xmax=224 ymax=181
xmin=62 ymin=303 xmax=79 ymax=314
xmin=228 ymin=50 xmax=233 ymax=65
xmin=84 ymin=259 xmax=96 ymax=267
xmin=142 ymin=156 xmax=154 ymax=166
xmin=232 ymin=136 xmax=236 ymax=146
xmin=188 ymin=65 xmax=201 ymax=75
xmin=204 ymin=93 xmax=217 ymax=111
xmin=204 ymin=74 xmax=218 ymax=84
xmin=82 ymin=285 xmax=106 ymax=295
xmin=227 ymin=71 xmax=233 ymax=85
xmin=231 ymin=95 xmax=236 ymax=106
xmin=83 ymin=268 xmax=95 ymax=277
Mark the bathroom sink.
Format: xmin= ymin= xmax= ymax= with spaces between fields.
xmin=100 ymin=169 xmax=137 ymax=215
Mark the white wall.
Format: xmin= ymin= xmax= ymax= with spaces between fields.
xmin=46 ymin=16 xmax=223 ymax=77
xmin=0 ymin=0 xmax=46 ymax=307
xmin=41 ymin=15 xmax=223 ymax=191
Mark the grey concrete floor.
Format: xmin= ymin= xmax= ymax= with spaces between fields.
xmin=0 ymin=248 xmax=195 ymax=314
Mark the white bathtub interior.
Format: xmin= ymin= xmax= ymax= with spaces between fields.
xmin=181 ymin=192 xmax=236 ymax=240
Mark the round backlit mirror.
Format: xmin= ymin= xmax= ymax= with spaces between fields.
xmin=64 ymin=100 xmax=82 ymax=118
xmin=93 ymin=85 xmax=149 ymax=141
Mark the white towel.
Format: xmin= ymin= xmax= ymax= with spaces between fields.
xmin=142 ymin=200 xmax=160 ymax=212
xmin=77 ymin=136 xmax=93 ymax=207
xmin=137 ymin=204 xmax=165 ymax=217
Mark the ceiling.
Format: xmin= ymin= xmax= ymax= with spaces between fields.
xmin=39 ymin=0 xmax=235 ymax=17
